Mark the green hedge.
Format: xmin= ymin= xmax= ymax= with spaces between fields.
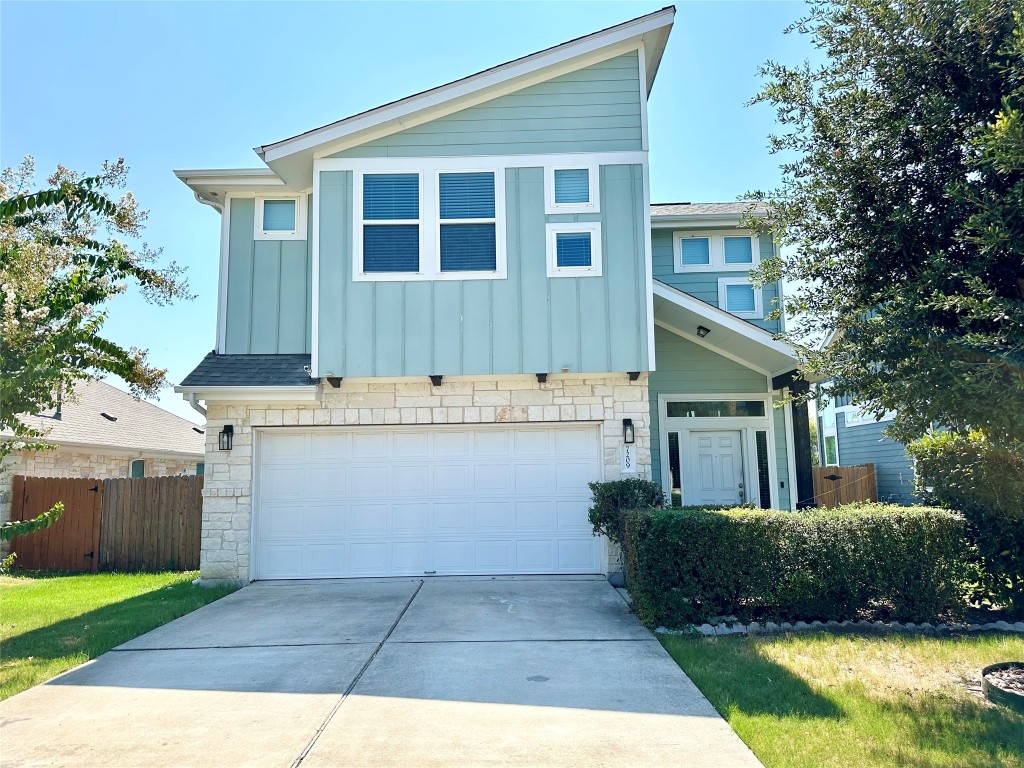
xmin=622 ymin=504 xmax=969 ymax=627
xmin=908 ymin=430 xmax=1024 ymax=612
xmin=587 ymin=478 xmax=665 ymax=544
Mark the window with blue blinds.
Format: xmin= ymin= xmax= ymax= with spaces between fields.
xmin=439 ymin=172 xmax=496 ymax=272
xmin=680 ymin=238 xmax=710 ymax=266
xmin=725 ymin=283 xmax=757 ymax=312
xmin=724 ymin=236 xmax=753 ymax=264
xmin=363 ymin=174 xmax=419 ymax=220
xmin=553 ymin=168 xmax=590 ymax=204
xmin=262 ymin=199 xmax=296 ymax=232
xmin=363 ymin=173 xmax=420 ymax=273
xmin=555 ymin=231 xmax=592 ymax=268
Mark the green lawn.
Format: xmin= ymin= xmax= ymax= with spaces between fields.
xmin=0 ymin=571 xmax=238 ymax=700
xmin=663 ymin=631 xmax=1024 ymax=768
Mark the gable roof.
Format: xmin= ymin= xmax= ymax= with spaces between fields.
xmin=179 ymin=353 xmax=315 ymax=389
xmin=255 ymin=7 xmax=674 ymax=186
xmin=3 ymin=379 xmax=205 ymax=457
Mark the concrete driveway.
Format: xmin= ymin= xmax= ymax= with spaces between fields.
xmin=0 ymin=577 xmax=760 ymax=768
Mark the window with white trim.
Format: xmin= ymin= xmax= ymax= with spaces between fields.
xmin=439 ymin=172 xmax=497 ymax=272
xmin=718 ymin=277 xmax=763 ymax=318
xmin=673 ymin=231 xmax=759 ymax=273
xmin=544 ymin=165 xmax=600 ymax=214
xmin=255 ymin=196 xmax=306 ymax=240
xmin=353 ymin=167 xmax=505 ymax=281
xmin=545 ymin=222 xmax=602 ymax=277
xmin=362 ymin=173 xmax=421 ymax=273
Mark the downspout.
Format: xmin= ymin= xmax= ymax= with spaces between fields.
xmin=187 ymin=393 xmax=207 ymax=417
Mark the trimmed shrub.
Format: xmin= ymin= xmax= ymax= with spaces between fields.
xmin=587 ymin=479 xmax=665 ymax=544
xmin=623 ymin=504 xmax=969 ymax=627
xmin=908 ymin=430 xmax=1024 ymax=613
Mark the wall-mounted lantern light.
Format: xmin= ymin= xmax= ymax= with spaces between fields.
xmin=218 ymin=424 xmax=234 ymax=451
xmin=622 ymin=418 xmax=635 ymax=444
xmin=696 ymin=325 xmax=711 ymax=338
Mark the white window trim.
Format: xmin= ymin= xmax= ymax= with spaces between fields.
xmin=837 ymin=405 xmax=896 ymax=427
xmin=546 ymin=221 xmax=603 ymax=278
xmin=718 ymin=277 xmax=763 ymax=319
xmin=673 ymin=230 xmax=759 ymax=273
xmin=352 ymin=167 xmax=507 ymax=282
xmin=543 ymin=164 xmax=600 ymax=214
xmin=657 ymin=393 xmax=780 ymax=510
xmin=254 ymin=195 xmax=307 ymax=241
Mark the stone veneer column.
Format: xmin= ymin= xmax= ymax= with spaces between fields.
xmin=200 ymin=374 xmax=650 ymax=582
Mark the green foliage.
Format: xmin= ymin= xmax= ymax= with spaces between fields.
xmin=0 ymin=503 xmax=63 ymax=542
xmin=908 ymin=430 xmax=1024 ymax=612
xmin=587 ymin=478 xmax=666 ymax=544
xmin=746 ymin=0 xmax=1024 ymax=457
xmin=0 ymin=157 xmax=192 ymax=465
xmin=623 ymin=504 xmax=969 ymax=626
xmin=0 ymin=552 xmax=16 ymax=575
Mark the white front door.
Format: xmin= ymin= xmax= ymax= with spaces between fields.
xmin=684 ymin=430 xmax=745 ymax=506
xmin=255 ymin=424 xmax=603 ymax=579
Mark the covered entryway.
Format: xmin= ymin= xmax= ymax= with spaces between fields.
xmin=254 ymin=424 xmax=603 ymax=579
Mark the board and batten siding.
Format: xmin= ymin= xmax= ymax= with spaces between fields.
xmin=328 ymin=52 xmax=642 ymax=159
xmin=317 ymin=165 xmax=649 ymax=377
xmin=651 ymin=229 xmax=781 ymax=334
xmin=223 ymin=197 xmax=313 ymax=354
xmin=836 ymin=414 xmax=917 ymax=505
xmin=648 ymin=325 xmax=792 ymax=506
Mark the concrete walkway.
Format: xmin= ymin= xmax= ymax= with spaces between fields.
xmin=0 ymin=578 xmax=761 ymax=768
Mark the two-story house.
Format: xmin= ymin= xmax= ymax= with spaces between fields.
xmin=174 ymin=7 xmax=813 ymax=583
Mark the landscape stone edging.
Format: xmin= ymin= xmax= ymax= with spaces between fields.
xmin=654 ymin=619 xmax=1024 ymax=637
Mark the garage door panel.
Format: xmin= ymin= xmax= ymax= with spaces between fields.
xmin=256 ymin=424 xmax=603 ymax=579
xmin=393 ymin=503 xmax=430 ymax=534
xmin=475 ymin=501 xmax=513 ymax=531
xmin=515 ymin=500 xmax=557 ymax=532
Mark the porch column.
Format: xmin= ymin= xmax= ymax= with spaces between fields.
xmin=788 ymin=379 xmax=815 ymax=509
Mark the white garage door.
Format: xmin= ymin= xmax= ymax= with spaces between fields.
xmin=255 ymin=424 xmax=603 ymax=579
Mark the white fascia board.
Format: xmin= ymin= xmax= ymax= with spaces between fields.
xmin=258 ymin=8 xmax=674 ymax=164
xmin=176 ymin=168 xmax=295 ymax=208
xmin=652 ymin=280 xmax=799 ymax=359
xmin=650 ymin=212 xmax=765 ymax=228
xmin=174 ymin=386 xmax=319 ymax=403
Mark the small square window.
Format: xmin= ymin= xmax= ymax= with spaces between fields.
xmin=130 ymin=459 xmax=145 ymax=478
xmin=554 ymin=169 xmax=590 ymax=204
xmin=718 ymin=277 xmax=763 ymax=318
xmin=546 ymin=223 xmax=602 ymax=277
xmin=255 ymin=196 xmax=306 ymax=240
xmin=680 ymin=238 xmax=710 ymax=267
xmin=544 ymin=165 xmax=599 ymax=213
xmin=262 ymin=200 xmax=296 ymax=231
xmin=723 ymin=236 xmax=753 ymax=264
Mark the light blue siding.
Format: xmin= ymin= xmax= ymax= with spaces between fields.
xmin=223 ymin=197 xmax=312 ymax=354
xmin=328 ymin=52 xmax=642 ymax=159
xmin=316 ymin=165 xmax=648 ymax=377
xmin=651 ymin=229 xmax=782 ymax=334
xmin=836 ymin=415 xmax=918 ymax=505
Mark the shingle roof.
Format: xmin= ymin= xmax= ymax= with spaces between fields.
xmin=179 ymin=353 xmax=315 ymax=388
xmin=650 ymin=202 xmax=767 ymax=217
xmin=4 ymin=379 xmax=205 ymax=456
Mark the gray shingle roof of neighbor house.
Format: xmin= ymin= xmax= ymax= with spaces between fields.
xmin=179 ymin=353 xmax=315 ymax=389
xmin=650 ymin=202 xmax=767 ymax=217
xmin=3 ymin=379 xmax=205 ymax=456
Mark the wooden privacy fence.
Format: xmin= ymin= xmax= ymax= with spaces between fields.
xmin=8 ymin=475 xmax=203 ymax=572
xmin=812 ymin=464 xmax=877 ymax=508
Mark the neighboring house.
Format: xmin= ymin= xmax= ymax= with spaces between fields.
xmin=816 ymin=387 xmax=917 ymax=505
xmin=174 ymin=7 xmax=814 ymax=583
xmin=0 ymin=379 xmax=207 ymax=530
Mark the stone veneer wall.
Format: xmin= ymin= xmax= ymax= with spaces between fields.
xmin=201 ymin=374 xmax=651 ymax=582
xmin=0 ymin=449 xmax=200 ymax=549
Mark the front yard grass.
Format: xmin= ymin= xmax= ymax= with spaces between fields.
xmin=663 ymin=631 xmax=1024 ymax=768
xmin=0 ymin=571 xmax=238 ymax=700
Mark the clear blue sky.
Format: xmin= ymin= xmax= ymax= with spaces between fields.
xmin=1 ymin=1 xmax=812 ymax=423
